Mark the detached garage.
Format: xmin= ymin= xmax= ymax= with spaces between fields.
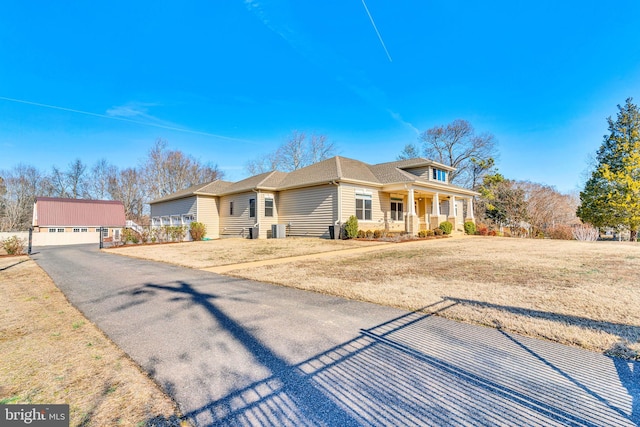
xmin=32 ymin=197 xmax=126 ymax=246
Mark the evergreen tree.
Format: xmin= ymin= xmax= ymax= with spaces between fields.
xmin=577 ymin=98 xmax=640 ymax=241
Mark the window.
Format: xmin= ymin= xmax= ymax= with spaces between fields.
xmin=152 ymin=217 xmax=161 ymax=226
xmin=355 ymin=194 xmax=372 ymax=221
xmin=249 ymin=198 xmax=256 ymax=218
xmin=57 ymin=228 xmax=65 ymax=233
xmin=390 ymin=200 xmax=403 ymax=221
xmin=73 ymin=228 xmax=80 ymax=232
xmin=182 ymin=214 xmax=194 ymax=223
xmin=171 ymin=215 xmax=181 ymax=225
xmin=102 ymin=228 xmax=109 ymax=238
xmin=81 ymin=228 xmax=87 ymax=232
xmin=264 ymin=198 xmax=274 ymax=217
xmin=114 ymin=229 xmax=120 ymax=240
xmin=229 ymin=201 xmax=234 ymax=215
xmin=49 ymin=228 xmax=57 ymax=233
xmin=433 ymin=168 xmax=447 ymax=182
xmin=162 ymin=216 xmax=170 ymax=226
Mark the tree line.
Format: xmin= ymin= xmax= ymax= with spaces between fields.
xmin=0 ymin=139 xmax=223 ymax=231
xmin=398 ymin=118 xmax=580 ymax=238
xmin=3 ymin=101 xmax=635 ymax=240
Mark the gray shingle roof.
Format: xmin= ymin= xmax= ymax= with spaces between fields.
xmin=149 ymin=180 xmax=233 ymax=204
xmin=150 ymin=156 xmax=478 ymax=205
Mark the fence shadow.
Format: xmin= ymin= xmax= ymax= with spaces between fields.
xmin=139 ymin=282 xmax=637 ymax=426
xmin=443 ymin=296 xmax=640 ymax=347
xmin=0 ymin=258 xmax=29 ymax=271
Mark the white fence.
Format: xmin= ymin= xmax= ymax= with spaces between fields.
xmin=0 ymin=231 xmax=100 ymax=247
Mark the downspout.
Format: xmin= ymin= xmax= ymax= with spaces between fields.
xmin=252 ymin=188 xmax=260 ymax=237
xmin=331 ymin=180 xmax=341 ymax=239
xmin=330 ymin=180 xmax=341 ymax=225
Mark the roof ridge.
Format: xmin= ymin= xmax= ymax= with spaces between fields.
xmin=335 ymin=156 xmax=343 ymax=179
xmin=256 ymin=170 xmax=286 ymax=187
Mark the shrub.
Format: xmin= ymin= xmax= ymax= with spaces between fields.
xmin=189 ymin=222 xmax=207 ymax=241
xmin=418 ymin=230 xmax=427 ymax=238
xmin=373 ymin=229 xmax=382 ymax=239
xmin=365 ymin=230 xmax=374 ymax=238
xmin=476 ymin=227 xmax=489 ymax=236
xmin=463 ymin=221 xmax=476 ymax=235
xmin=573 ymin=224 xmax=599 ymax=241
xmin=170 ymin=226 xmax=187 ymax=242
xmin=2 ymin=235 xmax=26 ymax=255
xmin=121 ymin=228 xmax=140 ymax=244
xmin=344 ymin=215 xmax=359 ymax=239
xmin=357 ymin=229 xmax=366 ymax=238
xmin=488 ymin=230 xmax=497 ymax=236
xmin=439 ymin=221 xmax=453 ymax=235
xmin=548 ymin=225 xmax=574 ymax=240
xmin=433 ymin=228 xmax=444 ymax=236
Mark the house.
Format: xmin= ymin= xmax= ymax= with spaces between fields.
xmin=32 ymin=197 xmax=126 ymax=245
xmin=149 ymin=156 xmax=479 ymax=239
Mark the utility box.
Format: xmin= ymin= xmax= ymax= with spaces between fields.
xmin=271 ymin=224 xmax=286 ymax=239
xmin=248 ymin=225 xmax=260 ymax=239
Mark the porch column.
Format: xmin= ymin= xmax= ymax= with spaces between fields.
xmin=406 ymin=187 xmax=419 ymax=234
xmin=408 ymin=188 xmax=416 ymax=215
xmin=432 ymin=193 xmax=441 ymax=228
xmin=465 ymin=197 xmax=475 ymax=222
xmin=448 ymin=195 xmax=457 ymax=224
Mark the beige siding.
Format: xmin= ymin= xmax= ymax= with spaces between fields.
xmin=220 ymin=192 xmax=257 ymax=237
xmin=151 ymin=197 xmax=197 ymax=218
xmin=340 ymin=184 xmax=386 ymax=230
xmin=259 ymin=192 xmax=279 ymax=238
xmin=196 ymin=196 xmax=220 ymax=239
xmin=405 ymin=166 xmax=430 ymax=180
xmin=456 ymin=199 xmax=464 ymax=226
xmin=382 ymin=193 xmax=408 ymax=232
xmin=279 ymin=185 xmax=337 ymax=238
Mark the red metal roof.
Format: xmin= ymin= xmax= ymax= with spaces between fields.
xmin=34 ymin=197 xmax=126 ymax=227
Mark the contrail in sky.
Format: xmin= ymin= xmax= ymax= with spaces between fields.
xmin=361 ymin=0 xmax=392 ymax=62
xmin=0 ymin=95 xmax=247 ymax=142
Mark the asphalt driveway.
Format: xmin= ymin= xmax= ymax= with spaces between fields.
xmin=31 ymin=244 xmax=639 ymax=426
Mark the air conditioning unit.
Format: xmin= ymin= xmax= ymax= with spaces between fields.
xmin=271 ymin=224 xmax=287 ymax=239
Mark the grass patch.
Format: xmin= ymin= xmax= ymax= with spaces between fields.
xmin=106 ymin=237 xmax=384 ymax=268
xmin=108 ymin=236 xmax=640 ymax=359
xmin=225 ymin=237 xmax=640 ymax=360
xmin=0 ymin=256 xmax=182 ymax=426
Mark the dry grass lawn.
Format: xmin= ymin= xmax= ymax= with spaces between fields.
xmin=0 ymin=256 xmax=183 ymax=426
xmin=107 ymin=237 xmax=384 ymax=268
xmin=113 ymin=236 xmax=640 ymax=360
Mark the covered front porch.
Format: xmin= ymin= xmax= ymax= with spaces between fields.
xmin=383 ymin=186 xmax=476 ymax=235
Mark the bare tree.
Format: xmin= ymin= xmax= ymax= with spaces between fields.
xmin=245 ymin=155 xmax=279 ymax=176
xmin=411 ymin=119 xmax=498 ymax=188
xmin=0 ymin=164 xmax=45 ymax=231
xmin=46 ymin=159 xmax=90 ymax=199
xmin=109 ymin=168 xmax=145 ymax=221
xmin=517 ymin=181 xmax=579 ymax=237
xmin=245 ymin=131 xmax=336 ymax=174
xmin=307 ymin=133 xmax=335 ymax=165
xmin=67 ymin=159 xmax=89 ymax=198
xmin=143 ymin=139 xmax=224 ymax=201
xmin=89 ymin=159 xmax=118 ymax=200
xmin=48 ymin=166 xmax=69 ymax=198
xmin=397 ymin=143 xmax=421 ymax=160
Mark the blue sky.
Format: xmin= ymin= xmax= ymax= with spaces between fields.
xmin=2 ymin=1 xmax=640 ymax=193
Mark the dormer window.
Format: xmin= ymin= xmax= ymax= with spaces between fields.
xmin=432 ymin=168 xmax=447 ymax=182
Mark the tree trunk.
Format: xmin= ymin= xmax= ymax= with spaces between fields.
xmin=631 ymin=229 xmax=638 ymax=242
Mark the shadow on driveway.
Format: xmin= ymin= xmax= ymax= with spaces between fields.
xmin=141 ymin=281 xmax=638 ymax=426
